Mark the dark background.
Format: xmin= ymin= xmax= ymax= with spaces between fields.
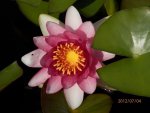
xmin=0 ymin=0 xmax=150 ymax=113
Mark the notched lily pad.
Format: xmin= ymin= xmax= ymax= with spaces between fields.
xmin=93 ymin=7 xmax=150 ymax=97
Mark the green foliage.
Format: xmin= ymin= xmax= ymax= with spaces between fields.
xmin=93 ymin=7 xmax=150 ymax=97
xmin=48 ymin=0 xmax=76 ymax=13
xmin=75 ymin=0 xmax=105 ymax=17
xmin=121 ymin=0 xmax=150 ymax=9
xmin=41 ymin=87 xmax=112 ymax=113
xmin=16 ymin=0 xmax=49 ymax=25
xmin=104 ymin=0 xmax=118 ymax=15
xmin=0 ymin=61 xmax=23 ymax=90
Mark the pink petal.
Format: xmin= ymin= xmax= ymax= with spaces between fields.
xmin=102 ymin=51 xmax=115 ymax=61
xmin=40 ymin=52 xmax=53 ymax=67
xmin=46 ymin=76 xmax=63 ymax=94
xmin=77 ymin=68 xmax=89 ymax=83
xmin=21 ymin=49 xmax=46 ymax=67
xmin=78 ymin=21 xmax=95 ymax=38
xmin=28 ymin=68 xmax=50 ymax=87
xmin=64 ymin=31 xmax=80 ymax=40
xmin=65 ymin=6 xmax=82 ymax=30
xmin=64 ymin=83 xmax=84 ymax=109
xmin=45 ymin=35 xmax=67 ymax=47
xmin=61 ymin=75 xmax=77 ymax=89
xmin=33 ymin=36 xmax=52 ymax=52
xmin=46 ymin=22 xmax=65 ymax=35
xmin=78 ymin=76 xmax=96 ymax=94
xmin=96 ymin=62 xmax=103 ymax=69
xmin=92 ymin=72 xmax=99 ymax=79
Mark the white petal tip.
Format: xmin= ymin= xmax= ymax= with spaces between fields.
xmin=94 ymin=16 xmax=110 ymax=30
xmin=21 ymin=55 xmax=33 ymax=68
xmin=102 ymin=51 xmax=115 ymax=61
xmin=65 ymin=6 xmax=82 ymax=30
xmin=28 ymin=79 xmax=38 ymax=87
xmin=64 ymin=84 xmax=84 ymax=109
xmin=21 ymin=49 xmax=45 ymax=67
xmin=39 ymin=14 xmax=60 ymax=36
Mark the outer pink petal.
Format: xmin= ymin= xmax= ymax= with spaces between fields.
xmin=78 ymin=76 xmax=96 ymax=94
xmin=46 ymin=76 xmax=63 ymax=94
xmin=78 ymin=21 xmax=95 ymax=39
xmin=45 ymin=35 xmax=67 ymax=47
xmin=65 ymin=6 xmax=82 ymax=30
xmin=61 ymin=75 xmax=77 ymax=89
xmin=28 ymin=68 xmax=50 ymax=87
xmin=46 ymin=22 xmax=65 ymax=35
xmin=64 ymin=83 xmax=84 ymax=109
xmin=64 ymin=31 xmax=80 ymax=40
xmin=102 ymin=51 xmax=115 ymax=61
xmin=33 ymin=36 xmax=52 ymax=52
xmin=21 ymin=49 xmax=46 ymax=67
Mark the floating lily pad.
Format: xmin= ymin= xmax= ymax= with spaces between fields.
xmin=98 ymin=53 xmax=150 ymax=97
xmin=93 ymin=7 xmax=150 ymax=97
xmin=41 ymin=86 xmax=112 ymax=113
xmin=93 ymin=7 xmax=150 ymax=57
xmin=74 ymin=94 xmax=112 ymax=113
xmin=104 ymin=0 xmax=118 ymax=15
xmin=121 ymin=0 xmax=150 ymax=9
xmin=16 ymin=0 xmax=49 ymax=25
xmin=0 ymin=61 xmax=23 ymax=91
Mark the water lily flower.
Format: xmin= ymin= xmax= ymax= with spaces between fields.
xmin=21 ymin=6 xmax=115 ymax=109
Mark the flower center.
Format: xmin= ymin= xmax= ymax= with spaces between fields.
xmin=66 ymin=51 xmax=79 ymax=65
xmin=52 ymin=42 xmax=86 ymax=75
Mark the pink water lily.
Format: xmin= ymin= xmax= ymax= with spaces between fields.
xmin=21 ymin=6 xmax=115 ymax=109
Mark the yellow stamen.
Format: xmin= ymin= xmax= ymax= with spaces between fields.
xmin=52 ymin=42 xmax=86 ymax=75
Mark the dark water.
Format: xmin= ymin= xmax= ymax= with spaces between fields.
xmin=0 ymin=1 xmax=150 ymax=113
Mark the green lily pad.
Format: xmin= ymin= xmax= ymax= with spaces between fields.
xmin=16 ymin=0 xmax=49 ymax=25
xmin=93 ymin=7 xmax=150 ymax=57
xmin=98 ymin=53 xmax=150 ymax=97
xmin=48 ymin=0 xmax=76 ymax=13
xmin=75 ymin=0 xmax=105 ymax=17
xmin=121 ymin=0 xmax=150 ymax=9
xmin=93 ymin=7 xmax=150 ymax=97
xmin=41 ymin=86 xmax=112 ymax=113
xmin=41 ymin=91 xmax=70 ymax=113
xmin=74 ymin=94 xmax=112 ymax=113
xmin=104 ymin=0 xmax=118 ymax=15
xmin=0 ymin=61 xmax=23 ymax=91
